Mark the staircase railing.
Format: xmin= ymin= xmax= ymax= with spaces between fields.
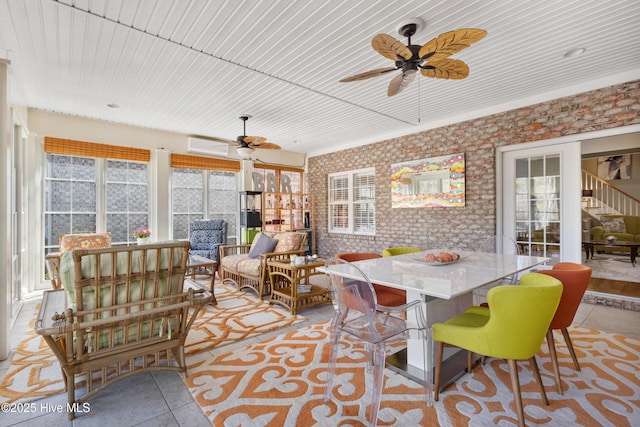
xmin=582 ymin=169 xmax=640 ymax=216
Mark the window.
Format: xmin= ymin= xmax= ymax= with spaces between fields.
xmin=171 ymin=169 xmax=238 ymax=243
xmin=208 ymin=171 xmax=238 ymax=242
xmin=328 ymin=168 xmax=375 ymax=235
xmin=106 ymin=160 xmax=150 ymax=244
xmin=172 ymin=168 xmax=205 ymax=239
xmin=44 ymin=154 xmax=149 ymax=252
xmin=44 ymin=154 xmax=97 ymax=255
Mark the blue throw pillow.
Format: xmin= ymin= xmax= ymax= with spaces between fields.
xmin=248 ymin=233 xmax=278 ymax=259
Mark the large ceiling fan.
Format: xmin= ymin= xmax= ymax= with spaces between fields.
xmin=235 ymin=115 xmax=281 ymax=158
xmin=340 ymin=19 xmax=487 ymax=96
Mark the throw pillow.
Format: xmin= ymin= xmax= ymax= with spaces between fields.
xmin=600 ymin=216 xmax=626 ymax=233
xmin=274 ymin=232 xmax=304 ymax=252
xmin=60 ymin=232 xmax=111 ymax=252
xmin=248 ymin=232 xmax=278 ymax=259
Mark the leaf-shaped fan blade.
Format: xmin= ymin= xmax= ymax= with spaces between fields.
xmin=372 ymin=34 xmax=412 ymax=61
xmin=388 ymin=71 xmax=416 ymax=96
xmin=419 ymin=28 xmax=487 ymax=60
xmin=339 ymin=67 xmax=397 ymax=82
xmin=244 ymin=135 xmax=267 ymax=145
xmin=421 ymin=59 xmax=469 ymax=80
xmin=256 ymin=142 xmax=281 ymax=150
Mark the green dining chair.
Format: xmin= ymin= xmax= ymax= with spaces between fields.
xmin=381 ymin=246 xmax=421 ymax=257
xmin=432 ymin=272 xmax=563 ymax=427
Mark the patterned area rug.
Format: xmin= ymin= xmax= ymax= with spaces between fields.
xmin=586 ymin=253 xmax=640 ymax=283
xmin=0 ymin=281 xmax=305 ymax=404
xmin=185 ymin=321 xmax=640 ymax=426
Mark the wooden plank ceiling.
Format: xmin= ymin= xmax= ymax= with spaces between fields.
xmin=0 ymin=0 xmax=639 ymax=156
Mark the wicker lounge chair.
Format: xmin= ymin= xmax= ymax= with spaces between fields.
xmin=35 ymin=241 xmax=210 ymax=420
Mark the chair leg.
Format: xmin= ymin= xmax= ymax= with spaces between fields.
xmin=434 ymin=341 xmax=444 ymax=401
xmin=561 ymin=328 xmax=581 ymax=371
xmin=467 ymin=350 xmax=473 ymax=373
xmin=546 ymin=329 xmax=563 ymax=395
xmin=369 ymin=343 xmax=386 ymax=427
xmin=529 ymin=356 xmax=549 ymax=405
xmin=421 ymin=329 xmax=433 ymax=406
xmin=66 ymin=371 xmax=76 ymax=420
xmin=507 ymin=359 xmax=525 ymax=427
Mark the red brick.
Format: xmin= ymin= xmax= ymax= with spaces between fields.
xmin=308 ymin=80 xmax=640 ymax=257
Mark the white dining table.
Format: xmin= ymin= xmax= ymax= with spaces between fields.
xmin=320 ymin=249 xmax=549 ymax=402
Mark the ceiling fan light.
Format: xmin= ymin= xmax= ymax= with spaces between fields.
xmin=236 ymin=146 xmax=253 ymax=159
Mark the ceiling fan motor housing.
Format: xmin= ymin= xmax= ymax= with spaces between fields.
xmin=396 ymin=44 xmax=423 ymax=72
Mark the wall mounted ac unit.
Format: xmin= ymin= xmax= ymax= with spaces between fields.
xmin=187 ymin=137 xmax=231 ymax=157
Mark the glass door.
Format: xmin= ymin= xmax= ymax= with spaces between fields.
xmin=514 ymin=155 xmax=561 ymax=259
xmin=500 ymin=141 xmax=582 ymax=264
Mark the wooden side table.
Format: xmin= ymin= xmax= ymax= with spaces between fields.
xmin=267 ymin=258 xmax=331 ymax=315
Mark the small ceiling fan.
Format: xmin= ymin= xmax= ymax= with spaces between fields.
xmin=340 ymin=19 xmax=487 ymax=96
xmin=236 ymin=115 xmax=281 ymax=152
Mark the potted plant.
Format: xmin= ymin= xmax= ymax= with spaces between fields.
xmin=133 ymin=227 xmax=152 ymax=245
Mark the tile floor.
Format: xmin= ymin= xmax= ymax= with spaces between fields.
xmin=1 ymin=292 xmax=639 ymax=426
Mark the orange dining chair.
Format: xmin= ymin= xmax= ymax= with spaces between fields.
xmin=336 ymin=252 xmax=406 ymax=306
xmin=538 ymin=262 xmax=592 ymax=394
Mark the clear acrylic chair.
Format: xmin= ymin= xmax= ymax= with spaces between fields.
xmin=323 ymin=257 xmax=431 ymax=427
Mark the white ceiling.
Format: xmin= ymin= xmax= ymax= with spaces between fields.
xmin=1 ymin=0 xmax=639 ymax=157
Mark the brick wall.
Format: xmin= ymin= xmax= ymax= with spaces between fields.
xmin=308 ymin=80 xmax=640 ymax=258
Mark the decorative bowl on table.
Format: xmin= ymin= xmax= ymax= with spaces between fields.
xmin=605 ymin=236 xmax=617 ymax=245
xmin=422 ymin=251 xmax=461 ymax=265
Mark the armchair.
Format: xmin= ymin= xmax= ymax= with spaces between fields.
xmin=189 ymin=218 xmax=227 ymax=262
xmin=219 ymin=231 xmax=307 ymax=297
xmin=35 ymin=241 xmax=210 ymax=419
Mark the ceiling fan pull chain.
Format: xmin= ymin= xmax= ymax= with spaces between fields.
xmin=418 ymin=78 xmax=421 ymax=123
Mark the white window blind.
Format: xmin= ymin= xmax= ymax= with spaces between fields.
xmin=328 ymin=168 xmax=375 ymax=235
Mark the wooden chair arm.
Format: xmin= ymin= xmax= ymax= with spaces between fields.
xmin=259 ymin=249 xmax=305 ymax=264
xmin=45 ymin=252 xmax=63 ymax=290
xmin=36 ymin=291 xmax=210 ymax=336
xmin=188 ymin=288 xmax=213 ymax=306
xmin=34 ymin=289 xmax=68 ymax=335
xmin=219 ymin=244 xmax=251 ymax=258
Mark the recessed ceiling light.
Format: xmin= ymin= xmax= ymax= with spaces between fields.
xmin=563 ymin=48 xmax=586 ymax=58
xmin=107 ymin=103 xmax=120 ymax=108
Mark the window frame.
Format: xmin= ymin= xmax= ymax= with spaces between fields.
xmin=43 ymin=154 xmax=150 ymax=252
xmin=328 ymin=167 xmax=376 ymax=236
xmin=170 ymin=168 xmax=239 ymax=243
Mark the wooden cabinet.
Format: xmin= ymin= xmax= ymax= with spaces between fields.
xmin=262 ymin=192 xmax=315 ymax=254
